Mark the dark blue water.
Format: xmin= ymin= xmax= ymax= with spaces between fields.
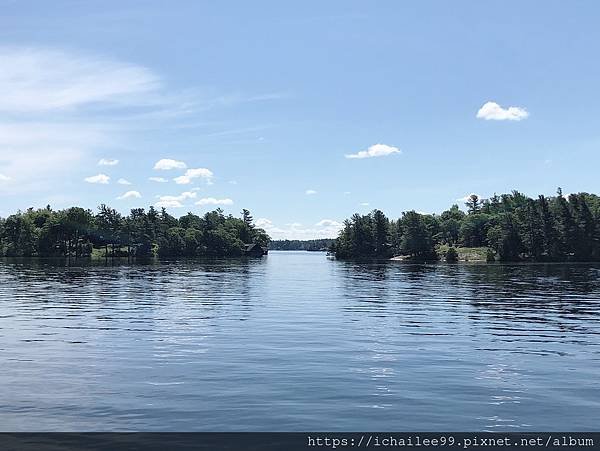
xmin=1 ymin=251 xmax=599 ymax=431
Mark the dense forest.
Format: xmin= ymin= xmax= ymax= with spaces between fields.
xmin=269 ymin=239 xmax=334 ymax=251
xmin=0 ymin=206 xmax=269 ymax=259
xmin=332 ymin=189 xmax=600 ymax=262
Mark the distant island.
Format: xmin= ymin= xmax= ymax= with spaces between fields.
xmin=0 ymin=206 xmax=269 ymax=259
xmin=269 ymin=239 xmax=334 ymax=251
xmin=331 ymin=189 xmax=600 ymax=262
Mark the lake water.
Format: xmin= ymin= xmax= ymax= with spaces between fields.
xmin=1 ymin=251 xmax=599 ymax=431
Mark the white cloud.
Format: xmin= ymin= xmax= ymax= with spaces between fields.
xmin=360 ymin=202 xmax=370 ymax=207
xmin=195 ymin=197 xmax=233 ymax=206
xmin=257 ymin=217 xmax=342 ymax=240
xmin=149 ymin=177 xmax=168 ymax=183
xmin=305 ymin=189 xmax=317 ymax=195
xmin=0 ymin=46 xmax=164 ymax=197
xmin=117 ymin=178 xmax=132 ymax=185
xmin=154 ymin=191 xmax=196 ymax=208
xmin=476 ymin=101 xmax=529 ymax=121
xmin=255 ymin=218 xmax=273 ymax=228
xmin=0 ymin=46 xmax=160 ymax=112
xmin=229 ymin=180 xmax=238 ymax=185
xmin=163 ymin=191 xmax=197 ymax=201
xmin=153 ymin=158 xmax=187 ymax=170
xmin=174 ymin=168 xmax=214 ymax=185
xmin=345 ymin=143 xmax=401 ymax=159
xmin=117 ymin=190 xmax=141 ymax=200
xmin=344 ymin=191 xmax=351 ymax=195
xmin=98 ymin=158 xmax=119 ymax=166
xmin=316 ymin=219 xmax=342 ymax=227
xmin=155 ymin=199 xmax=183 ymax=208
xmin=84 ymin=173 xmax=110 ymax=184
xmin=0 ymin=174 xmax=11 ymax=182
xmin=180 ymin=191 xmax=198 ymax=200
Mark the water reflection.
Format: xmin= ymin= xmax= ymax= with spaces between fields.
xmin=0 ymin=254 xmax=599 ymax=431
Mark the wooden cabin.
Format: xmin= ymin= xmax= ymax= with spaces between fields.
xmin=244 ymin=243 xmax=268 ymax=256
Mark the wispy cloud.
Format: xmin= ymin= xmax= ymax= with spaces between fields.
xmin=316 ymin=219 xmax=342 ymax=227
xmin=117 ymin=178 xmax=132 ymax=185
xmin=0 ymin=122 xmax=102 ymax=194
xmin=476 ymin=101 xmax=529 ymax=121
xmin=174 ymin=168 xmax=214 ymax=185
xmin=305 ymin=189 xmax=317 ymax=195
xmin=117 ymin=190 xmax=141 ymax=200
xmin=345 ymin=143 xmax=401 ymax=159
xmin=153 ymin=158 xmax=187 ymax=170
xmin=0 ymin=45 xmax=285 ymax=204
xmin=149 ymin=177 xmax=169 ymax=183
xmin=0 ymin=174 xmax=11 ymax=182
xmin=195 ymin=197 xmax=233 ymax=206
xmin=84 ymin=174 xmax=110 ymax=184
xmin=98 ymin=158 xmax=119 ymax=166
xmin=0 ymin=46 xmax=160 ymax=197
xmin=0 ymin=46 xmax=160 ymax=113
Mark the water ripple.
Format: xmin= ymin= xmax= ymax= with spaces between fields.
xmin=1 ymin=254 xmax=599 ymax=431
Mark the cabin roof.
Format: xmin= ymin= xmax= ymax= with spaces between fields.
xmin=244 ymin=243 xmax=267 ymax=253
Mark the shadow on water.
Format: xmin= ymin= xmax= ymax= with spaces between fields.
xmin=0 ymin=256 xmax=269 ymax=322
xmin=334 ymin=260 xmax=600 ymax=340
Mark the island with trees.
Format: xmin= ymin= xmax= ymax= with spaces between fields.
xmin=3 ymin=189 xmax=600 ymax=263
xmin=0 ymin=206 xmax=269 ymax=259
xmin=269 ymin=239 xmax=334 ymax=251
xmin=331 ymin=189 xmax=600 ymax=262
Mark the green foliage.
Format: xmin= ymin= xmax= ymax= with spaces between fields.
xmin=332 ymin=189 xmax=600 ymax=262
xmin=269 ymin=239 xmax=334 ymax=251
xmin=399 ymin=211 xmax=437 ymax=260
xmin=0 ymin=206 xmax=269 ymax=259
xmin=445 ymin=247 xmax=459 ymax=263
xmin=332 ymin=209 xmax=393 ymax=259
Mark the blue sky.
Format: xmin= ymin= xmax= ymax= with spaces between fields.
xmin=1 ymin=1 xmax=599 ymax=239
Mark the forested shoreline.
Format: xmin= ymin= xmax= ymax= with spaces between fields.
xmin=0 ymin=205 xmax=269 ymax=259
xmin=3 ymin=189 xmax=600 ymax=263
xmin=269 ymin=239 xmax=334 ymax=251
xmin=331 ymin=189 xmax=600 ymax=262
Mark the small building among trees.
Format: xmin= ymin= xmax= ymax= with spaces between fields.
xmin=244 ymin=243 xmax=268 ymax=257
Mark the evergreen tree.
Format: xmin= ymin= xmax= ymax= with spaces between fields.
xmin=538 ymin=195 xmax=562 ymax=260
xmin=399 ymin=211 xmax=437 ymax=260
xmin=372 ymin=209 xmax=391 ymax=257
xmin=465 ymin=194 xmax=481 ymax=214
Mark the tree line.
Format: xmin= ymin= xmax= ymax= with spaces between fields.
xmin=331 ymin=189 xmax=600 ymax=262
xmin=0 ymin=205 xmax=269 ymax=259
xmin=269 ymin=239 xmax=334 ymax=251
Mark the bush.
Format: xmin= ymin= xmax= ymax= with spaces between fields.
xmin=445 ymin=247 xmax=459 ymax=262
xmin=486 ymin=248 xmax=496 ymax=263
